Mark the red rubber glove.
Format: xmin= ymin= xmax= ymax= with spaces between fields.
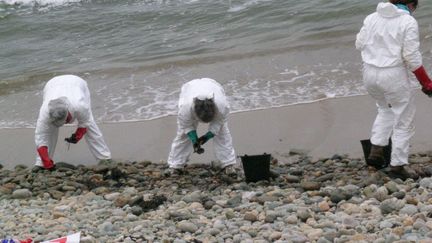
xmin=37 ymin=146 xmax=54 ymax=169
xmin=413 ymin=66 xmax=432 ymax=96
xmin=65 ymin=127 xmax=87 ymax=144
xmin=19 ymin=239 xmax=33 ymax=243
xmin=74 ymin=127 xmax=87 ymax=141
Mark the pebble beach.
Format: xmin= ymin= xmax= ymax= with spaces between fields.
xmin=2 ymin=151 xmax=432 ymax=243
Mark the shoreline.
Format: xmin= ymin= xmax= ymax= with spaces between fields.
xmin=0 ymin=94 xmax=368 ymax=129
xmin=2 ymin=91 xmax=432 ymax=169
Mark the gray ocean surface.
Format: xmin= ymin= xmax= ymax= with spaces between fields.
xmin=0 ymin=0 xmax=431 ymax=128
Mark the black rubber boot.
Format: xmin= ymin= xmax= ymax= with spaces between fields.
xmin=389 ymin=165 xmax=419 ymax=180
xmin=367 ymin=144 xmax=386 ymax=169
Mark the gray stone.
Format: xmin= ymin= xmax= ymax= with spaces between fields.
xmin=402 ymin=233 xmax=421 ymax=242
xmin=384 ymin=181 xmax=399 ymax=194
xmin=373 ymin=238 xmax=386 ymax=243
xmin=419 ymin=205 xmax=432 ymax=214
xmin=168 ymin=209 xmax=193 ymax=220
xmin=342 ymin=217 xmax=359 ymax=229
xmin=131 ymin=206 xmax=143 ymax=216
xmin=255 ymin=194 xmax=278 ymax=204
xmin=207 ymin=228 xmax=221 ymax=236
xmin=265 ymin=212 xmax=278 ymax=223
xmin=419 ymin=178 xmax=432 ymax=189
xmin=412 ymin=219 xmax=425 ymax=230
xmin=297 ymin=208 xmax=311 ymax=222
xmin=301 ymin=181 xmax=321 ymax=191
xmin=363 ymin=185 xmax=376 ymax=198
xmin=340 ymin=185 xmax=358 ymax=200
xmin=177 ymin=220 xmax=198 ymax=233
xmin=330 ymin=190 xmax=346 ymax=203
xmin=55 ymin=162 xmax=77 ymax=170
xmin=399 ymin=205 xmax=418 ymax=216
xmin=81 ymin=236 xmax=96 ymax=243
xmin=48 ymin=190 xmax=64 ymax=200
xmin=289 ymin=168 xmax=304 ymax=176
xmin=284 ymin=215 xmax=298 ymax=224
xmin=182 ymin=191 xmax=202 ymax=203
xmin=317 ymin=238 xmax=332 ymax=243
xmin=14 ymin=164 xmax=28 ymax=171
xmin=98 ymin=222 xmax=118 ymax=235
xmin=213 ymin=219 xmax=226 ymax=230
xmin=286 ymin=175 xmax=301 ymax=183
xmin=347 ymin=160 xmax=359 ymax=168
xmin=374 ymin=186 xmax=389 ymax=202
xmin=12 ymin=189 xmax=32 ymax=199
xmin=380 ymin=198 xmax=405 ymax=214
xmin=225 ymin=209 xmax=235 ymax=219
xmin=226 ymin=195 xmax=242 ymax=207
xmin=203 ymin=199 xmax=216 ymax=209
xmin=315 ymin=174 xmax=334 ymax=182
xmin=379 ymin=220 xmax=393 ymax=229
xmin=283 ymin=234 xmax=309 ymax=243
xmin=391 ymin=191 xmax=405 ymax=199
xmin=104 ymin=192 xmax=121 ymax=201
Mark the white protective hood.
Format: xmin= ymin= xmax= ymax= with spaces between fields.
xmin=377 ymin=2 xmax=405 ymax=18
xmin=355 ymin=2 xmax=422 ymax=71
xmin=177 ymin=78 xmax=230 ymax=136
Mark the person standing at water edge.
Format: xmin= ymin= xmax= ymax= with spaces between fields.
xmin=356 ymin=0 xmax=432 ymax=179
xmin=35 ymin=75 xmax=111 ymax=169
xmin=167 ymin=78 xmax=237 ymax=176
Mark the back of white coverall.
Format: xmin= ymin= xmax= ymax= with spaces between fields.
xmin=35 ymin=75 xmax=111 ymax=166
xmin=355 ymin=2 xmax=423 ymax=166
xmin=167 ymin=78 xmax=236 ymax=169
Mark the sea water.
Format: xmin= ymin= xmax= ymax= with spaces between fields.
xmin=0 ymin=0 xmax=431 ymax=128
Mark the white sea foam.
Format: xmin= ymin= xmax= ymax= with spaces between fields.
xmin=1 ymin=0 xmax=82 ymax=6
xmin=227 ymin=0 xmax=272 ymax=12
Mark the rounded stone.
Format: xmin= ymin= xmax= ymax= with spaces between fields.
xmin=244 ymin=211 xmax=258 ymax=222
xmin=12 ymin=189 xmax=32 ymax=199
xmin=177 ymin=220 xmax=198 ymax=233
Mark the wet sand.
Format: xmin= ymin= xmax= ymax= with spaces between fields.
xmin=1 ymin=92 xmax=432 ymax=169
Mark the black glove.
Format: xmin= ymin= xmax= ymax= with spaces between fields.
xmin=193 ymin=143 xmax=205 ymax=154
xmin=422 ymin=87 xmax=432 ymax=97
xmin=197 ymin=131 xmax=214 ymax=146
xmin=65 ymin=133 xmax=78 ymax=144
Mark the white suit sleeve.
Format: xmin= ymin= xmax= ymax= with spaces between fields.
xmin=177 ymin=103 xmax=195 ymax=135
xmin=208 ymin=105 xmax=229 ymax=135
xmin=35 ymin=115 xmax=54 ymax=148
xmin=355 ymin=18 xmax=367 ymax=50
xmin=402 ymin=18 xmax=422 ymax=71
xmin=76 ymin=102 xmax=92 ymax=128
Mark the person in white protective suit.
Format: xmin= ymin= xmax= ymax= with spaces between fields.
xmin=167 ymin=78 xmax=237 ymax=176
xmin=35 ymin=75 xmax=111 ymax=169
xmin=356 ymin=0 xmax=432 ymax=179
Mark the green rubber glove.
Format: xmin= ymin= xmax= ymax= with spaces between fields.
xmin=205 ymin=131 xmax=214 ymax=140
xmin=187 ymin=130 xmax=198 ymax=144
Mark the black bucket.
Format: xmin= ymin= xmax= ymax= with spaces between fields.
xmin=240 ymin=153 xmax=271 ymax=183
xmin=360 ymin=139 xmax=391 ymax=169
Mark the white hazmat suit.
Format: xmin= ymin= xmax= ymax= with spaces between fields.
xmin=355 ymin=2 xmax=422 ymax=166
xmin=35 ymin=75 xmax=111 ymax=167
xmin=167 ymin=78 xmax=236 ymax=169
